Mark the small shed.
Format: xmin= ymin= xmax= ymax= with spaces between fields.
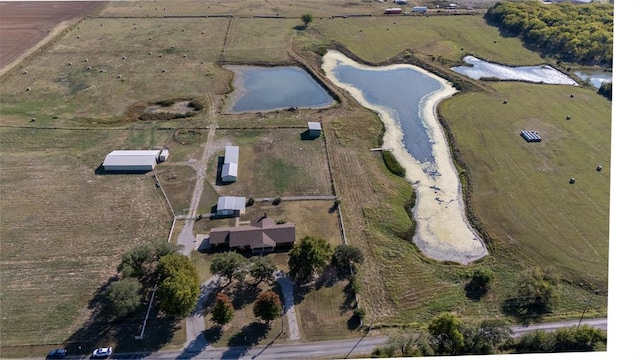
xmin=221 ymin=162 xmax=238 ymax=183
xmin=520 ymin=130 xmax=541 ymax=143
xmin=308 ymin=122 xmax=322 ymax=139
xmin=159 ymin=148 xmax=169 ymax=162
xmin=216 ymin=196 xmax=246 ymax=217
xmin=221 ymin=146 xmax=239 ymax=182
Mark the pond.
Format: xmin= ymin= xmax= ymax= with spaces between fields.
xmin=224 ymin=66 xmax=334 ymax=113
xmin=452 ymin=55 xmax=578 ymax=85
xmin=574 ymin=70 xmax=612 ymax=89
xmin=322 ymin=50 xmax=488 ymax=264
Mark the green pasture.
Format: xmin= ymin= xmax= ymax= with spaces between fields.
xmin=440 ymin=83 xmax=611 ymax=289
xmin=311 ymin=15 xmax=546 ymax=65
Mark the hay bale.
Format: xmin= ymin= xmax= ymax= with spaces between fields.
xmin=30 ymin=117 xmax=36 ymax=122
xmin=76 ymin=35 xmax=80 ymax=39
xmin=99 ymin=69 xmax=104 ymax=73
xmin=117 ymin=74 xmax=121 ymax=79
xmin=566 ymin=115 xmax=571 ymax=120
xmin=503 ymin=99 xmax=508 ymax=104
xmin=86 ymin=66 xmax=91 ymax=70
xmin=161 ymin=69 xmax=166 ymax=73
xmin=570 ymin=93 xmax=575 ymax=98
xmin=22 ymin=70 xmax=28 ymax=74
xmin=149 ymin=51 xmax=152 ymax=55
xmin=158 ymin=54 xmax=162 ymax=57
xmin=25 ymin=87 xmax=31 ymax=91
xmin=182 ymin=54 xmax=186 ymax=58
xmin=122 ymin=56 xmax=126 ymax=60
xmin=84 ymin=58 xmax=88 ymax=62
xmin=569 ymin=178 xmax=576 ymax=184
xmin=67 ymin=62 xmax=72 ymax=66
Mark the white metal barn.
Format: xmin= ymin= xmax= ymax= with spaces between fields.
xmin=216 ymin=196 xmax=246 ymax=217
xmin=221 ymin=145 xmax=239 ymax=182
xmin=102 ymin=150 xmax=161 ymax=172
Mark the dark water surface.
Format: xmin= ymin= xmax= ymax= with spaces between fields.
xmin=225 ymin=66 xmax=334 ymax=113
xmin=330 ymin=61 xmax=442 ymax=165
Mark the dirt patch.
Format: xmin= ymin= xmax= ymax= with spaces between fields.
xmin=0 ymin=1 xmax=103 ymax=72
xmin=125 ymin=99 xmax=205 ymax=122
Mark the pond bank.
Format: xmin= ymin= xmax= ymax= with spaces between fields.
xmin=322 ymin=50 xmax=488 ymax=264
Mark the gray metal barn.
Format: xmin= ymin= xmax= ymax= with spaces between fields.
xmin=307 ymin=122 xmax=322 ymax=139
xmin=221 ymin=146 xmax=239 ymax=182
xmin=216 ymin=196 xmax=246 ymax=217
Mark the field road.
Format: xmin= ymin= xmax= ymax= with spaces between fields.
xmin=68 ymin=317 xmax=605 ymax=360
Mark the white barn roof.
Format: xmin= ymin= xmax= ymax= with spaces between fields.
xmin=103 ymin=150 xmax=161 ymax=168
xmin=308 ymin=122 xmax=322 ymax=131
xmin=217 ymin=196 xmax=246 ymax=211
xmin=224 ymin=146 xmax=239 ymax=164
xmin=221 ymin=162 xmax=238 ymax=178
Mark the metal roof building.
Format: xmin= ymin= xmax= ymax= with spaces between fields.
xmin=307 ymin=122 xmax=322 ymax=139
xmin=102 ymin=150 xmax=161 ymax=172
xmin=216 ymin=196 xmax=246 ymax=217
xmin=221 ymin=146 xmax=239 ymax=182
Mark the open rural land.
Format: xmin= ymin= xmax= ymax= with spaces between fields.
xmin=0 ymin=0 xmax=616 ymax=358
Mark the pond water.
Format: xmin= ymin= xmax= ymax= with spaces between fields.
xmin=328 ymin=63 xmax=442 ymax=166
xmin=452 ymin=55 xmax=578 ymax=85
xmin=322 ymin=50 xmax=488 ymax=264
xmin=574 ymin=70 xmax=612 ymax=89
xmin=224 ymin=66 xmax=334 ymax=113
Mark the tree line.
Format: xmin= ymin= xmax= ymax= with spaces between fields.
xmin=372 ymin=315 xmax=606 ymax=357
xmin=485 ymin=1 xmax=613 ymax=67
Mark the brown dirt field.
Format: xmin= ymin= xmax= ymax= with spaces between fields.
xmin=0 ymin=1 xmax=104 ymax=71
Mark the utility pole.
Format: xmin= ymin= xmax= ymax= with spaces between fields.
xmin=578 ymin=292 xmax=596 ymax=326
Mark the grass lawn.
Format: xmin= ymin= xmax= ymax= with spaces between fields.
xmin=208 ymin=128 xmax=333 ymax=198
xmin=311 ymin=15 xmax=546 ymax=65
xmin=0 ymin=128 xmax=171 ymax=346
xmin=440 ymin=82 xmax=611 ymax=290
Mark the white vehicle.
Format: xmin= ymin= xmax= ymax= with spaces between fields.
xmin=92 ymin=347 xmax=112 ymax=358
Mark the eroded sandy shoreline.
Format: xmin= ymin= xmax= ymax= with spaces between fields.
xmin=322 ymin=50 xmax=487 ymax=264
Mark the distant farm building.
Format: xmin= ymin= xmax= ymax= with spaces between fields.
xmin=520 ymin=130 xmax=542 ymax=142
xmin=159 ymin=148 xmax=170 ymax=162
xmin=394 ymin=0 xmax=408 ymax=4
xmin=308 ymin=122 xmax=322 ymax=139
xmin=221 ymin=145 xmax=239 ymax=182
xmin=102 ymin=150 xmax=165 ymax=172
xmin=216 ymin=196 xmax=246 ymax=217
xmin=384 ymin=8 xmax=403 ymax=14
xmin=412 ymin=6 xmax=428 ymax=13
xmin=208 ymin=215 xmax=295 ymax=253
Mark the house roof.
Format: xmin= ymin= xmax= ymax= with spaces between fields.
xmin=103 ymin=150 xmax=160 ymax=167
xmin=308 ymin=122 xmax=322 ymax=131
xmin=224 ymin=146 xmax=239 ymax=164
xmin=210 ymin=216 xmax=295 ymax=249
xmin=217 ymin=196 xmax=246 ymax=211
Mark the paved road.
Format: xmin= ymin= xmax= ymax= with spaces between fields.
xmin=105 ymin=317 xmax=606 ymax=359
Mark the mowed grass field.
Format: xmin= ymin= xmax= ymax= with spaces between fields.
xmin=440 ymin=83 xmax=611 ymax=289
xmin=0 ymin=0 xmax=612 ymax=350
xmin=0 ymin=127 xmax=171 ymax=346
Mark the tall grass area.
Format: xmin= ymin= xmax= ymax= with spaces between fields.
xmin=440 ymin=83 xmax=610 ymax=291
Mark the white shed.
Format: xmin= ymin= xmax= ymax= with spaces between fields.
xmin=221 ymin=162 xmax=238 ymax=182
xmin=308 ymin=122 xmax=322 ymax=139
xmin=159 ymin=148 xmax=169 ymax=162
xmin=216 ymin=196 xmax=246 ymax=217
xmin=102 ymin=150 xmax=161 ymax=172
xmin=221 ymin=146 xmax=239 ymax=183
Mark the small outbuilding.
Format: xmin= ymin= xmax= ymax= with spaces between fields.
xmin=221 ymin=145 xmax=239 ymax=182
xmin=308 ymin=122 xmax=322 ymax=139
xmin=520 ymin=130 xmax=541 ymax=143
xmin=216 ymin=196 xmax=246 ymax=217
xmin=159 ymin=148 xmax=169 ymax=162
xmin=102 ymin=150 xmax=161 ymax=172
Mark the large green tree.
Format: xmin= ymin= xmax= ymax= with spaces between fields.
xmin=209 ymin=252 xmax=249 ymax=285
xmin=428 ymin=313 xmax=465 ymax=355
xmin=505 ymin=267 xmax=559 ymax=317
xmin=331 ymin=244 xmax=364 ymax=277
xmin=157 ymin=253 xmax=200 ymax=317
xmin=118 ymin=242 xmax=182 ymax=282
xmin=250 ymin=256 xmax=277 ymax=286
xmin=211 ymin=292 xmax=234 ymax=326
xmin=372 ymin=333 xmax=433 ymax=358
xmin=301 ymin=13 xmax=313 ymax=28
xmin=461 ymin=319 xmax=513 ymax=355
xmin=288 ymin=236 xmax=332 ymax=283
xmin=105 ymin=277 xmax=142 ymax=318
xmin=253 ymin=290 xmax=282 ymax=323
